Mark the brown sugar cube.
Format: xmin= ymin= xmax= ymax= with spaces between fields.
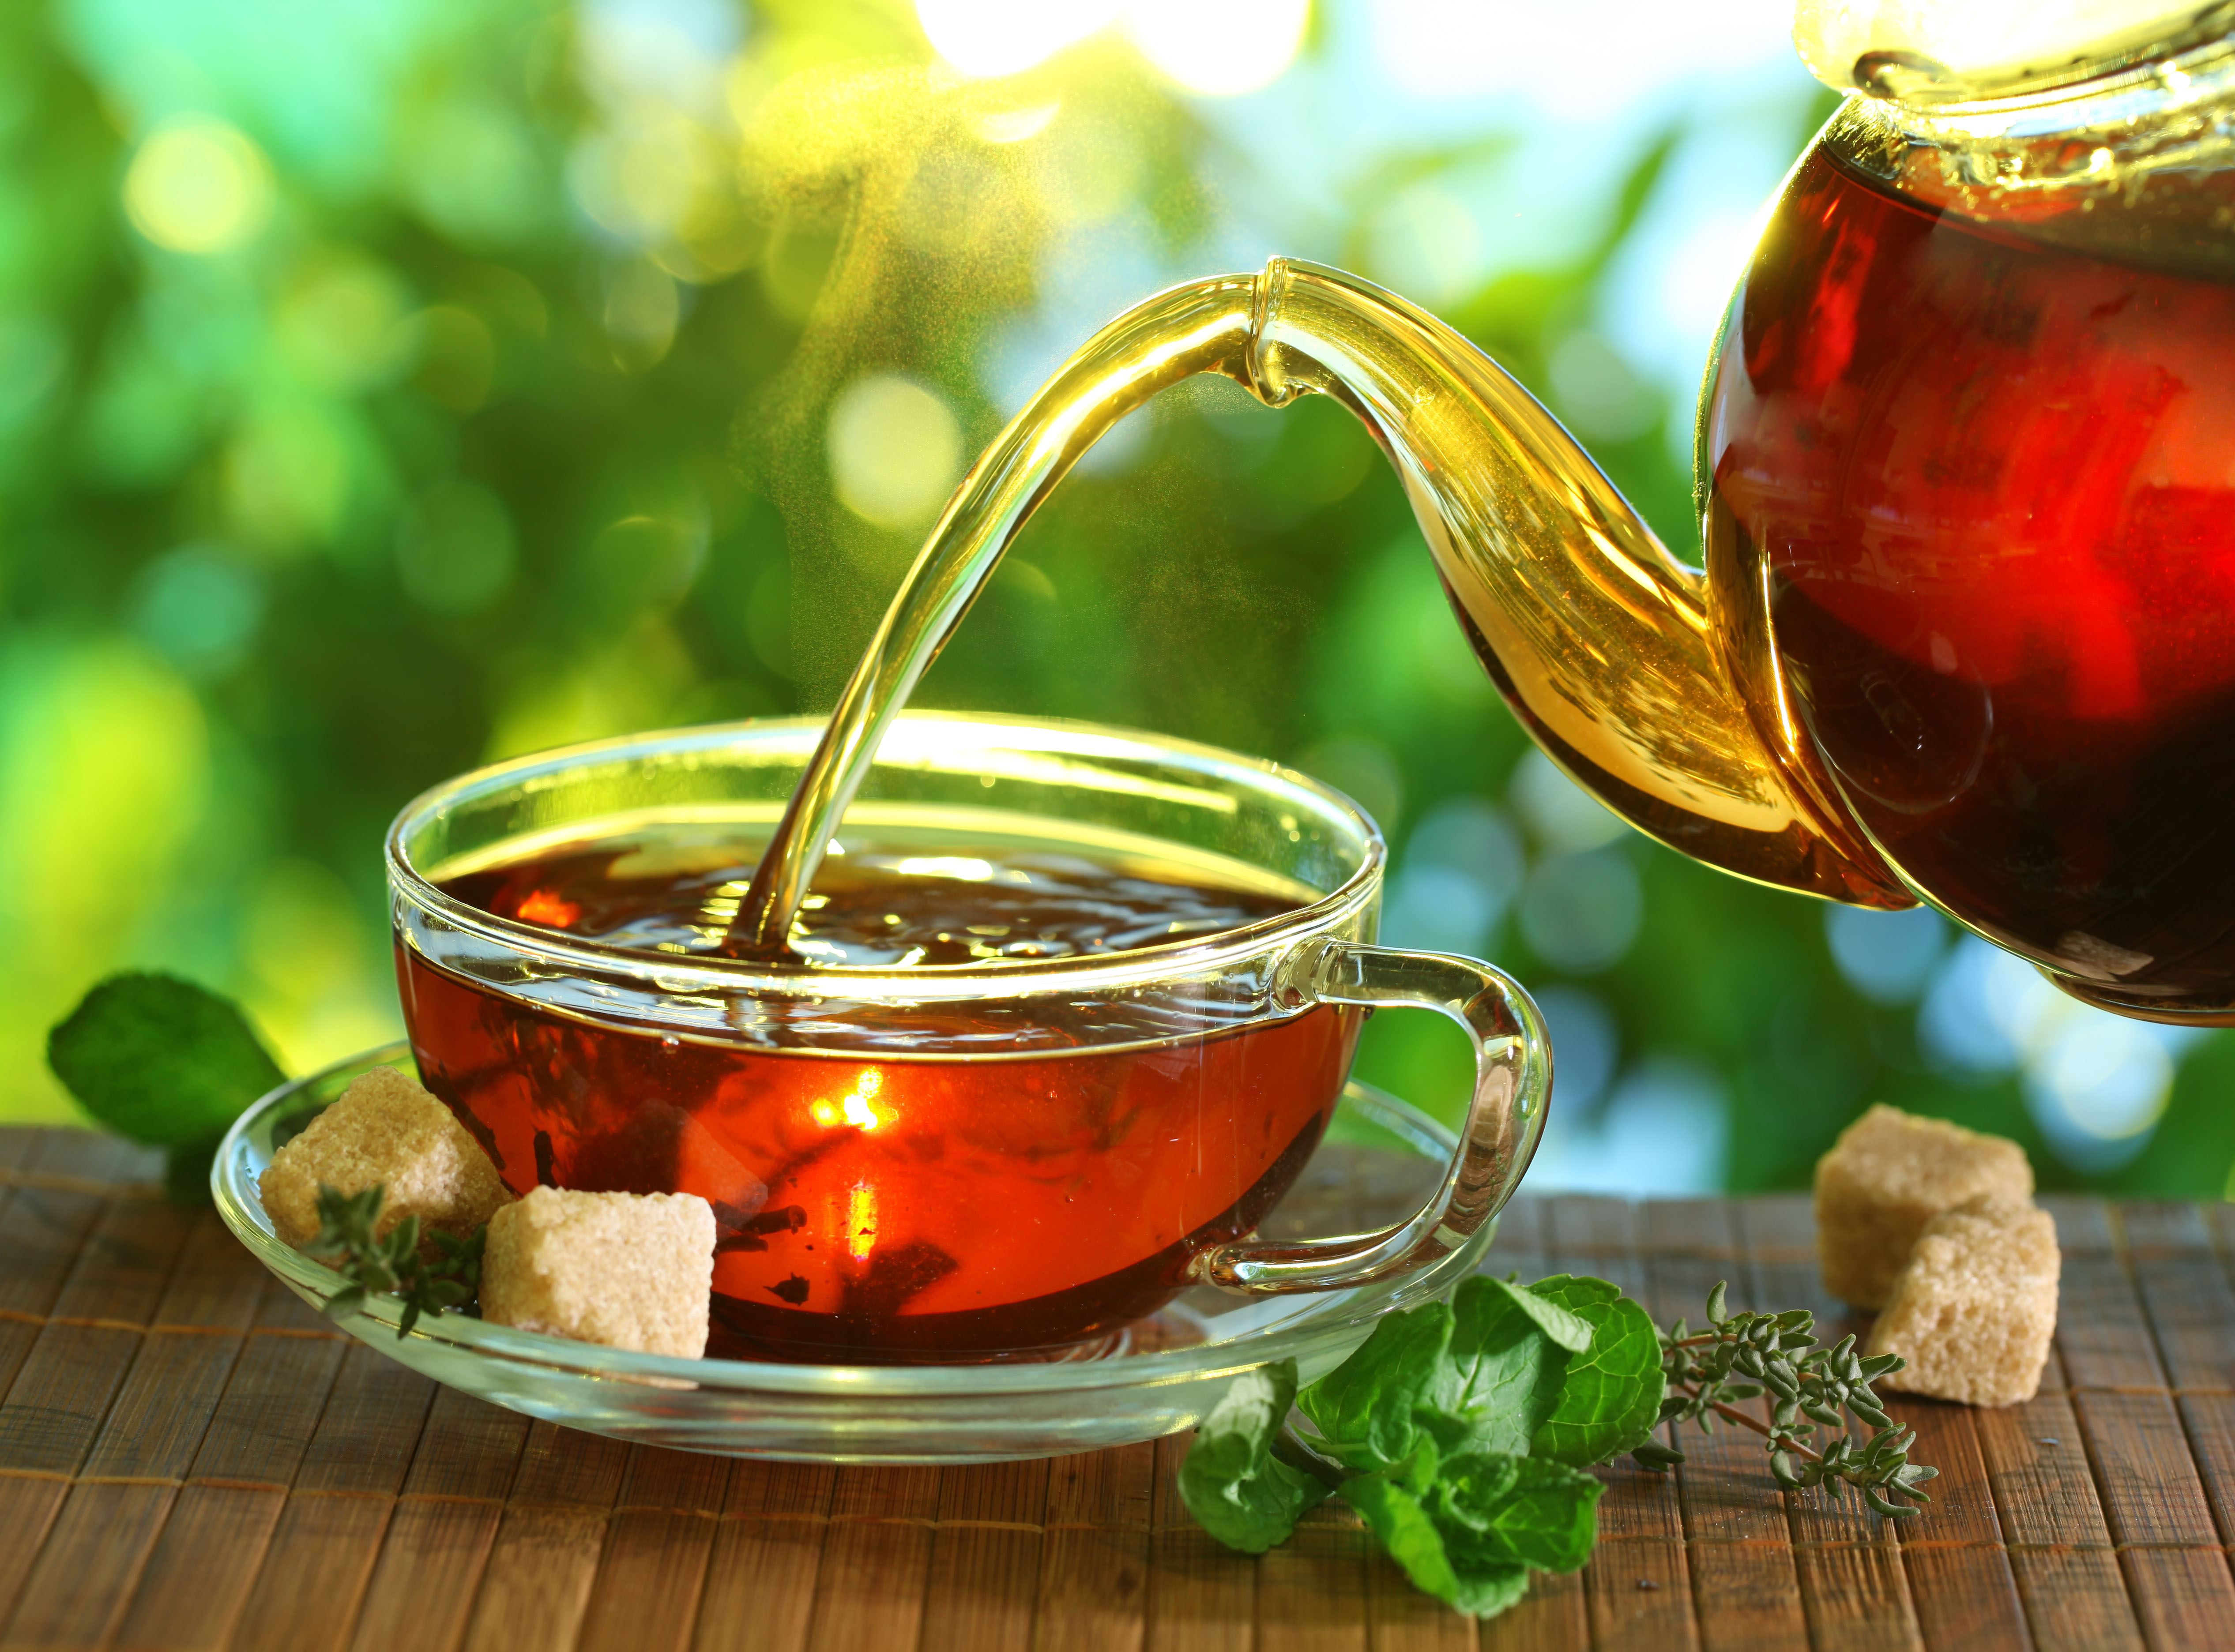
xmin=1813 ymin=1103 xmax=2033 ymax=1309
xmin=1868 ymin=1194 xmax=2060 ymax=1407
xmin=481 ymin=1186 xmax=715 ymax=1359
xmin=260 ymin=1065 xmax=512 ymax=1249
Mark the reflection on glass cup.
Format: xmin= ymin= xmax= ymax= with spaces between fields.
xmin=389 ymin=713 xmax=1548 ymax=1363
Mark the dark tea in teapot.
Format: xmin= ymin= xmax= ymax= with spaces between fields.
xmin=1703 ymin=137 xmax=2235 ymax=1009
xmin=402 ymin=826 xmax=1360 ymax=1359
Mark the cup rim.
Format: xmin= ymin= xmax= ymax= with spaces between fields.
xmin=386 ymin=710 xmax=1386 ymax=1002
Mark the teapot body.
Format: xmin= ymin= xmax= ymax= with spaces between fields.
xmin=1701 ymin=92 xmax=2235 ymax=1017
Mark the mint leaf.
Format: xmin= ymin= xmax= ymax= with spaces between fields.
xmin=1348 ymin=1448 xmax=1602 ymax=1618
xmin=1427 ymin=1275 xmax=1591 ymax=1455
xmin=1178 ymin=1359 xmax=1329 ymax=1554
xmin=1527 ymin=1275 xmax=1665 ymax=1466
xmin=1434 ymin=1453 xmax=1603 ymax=1574
xmin=48 ymin=972 xmax=286 ymax=1147
xmin=1344 ymin=1470 xmax=1533 ymax=1618
xmin=1176 ymin=1269 xmax=1932 ymax=1622
xmin=1296 ymin=1300 xmax=1453 ymax=1472
xmin=1344 ymin=1476 xmax=1474 ymax=1607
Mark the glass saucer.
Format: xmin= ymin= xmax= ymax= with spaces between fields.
xmin=213 ymin=1043 xmax=1496 ymax=1463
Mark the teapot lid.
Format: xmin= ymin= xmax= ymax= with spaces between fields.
xmin=1795 ymin=0 xmax=2235 ymax=103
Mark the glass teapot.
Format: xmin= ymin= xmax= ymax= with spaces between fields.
xmin=737 ymin=2 xmax=2235 ymax=1023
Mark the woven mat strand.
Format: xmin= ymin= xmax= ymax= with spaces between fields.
xmin=2 ymin=1125 xmax=2233 ymax=1652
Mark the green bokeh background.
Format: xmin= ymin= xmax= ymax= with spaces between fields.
xmin=4 ymin=0 xmax=2229 ymax=1195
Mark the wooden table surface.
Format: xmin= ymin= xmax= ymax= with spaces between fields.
xmin=4 ymin=1125 xmax=2234 ymax=1651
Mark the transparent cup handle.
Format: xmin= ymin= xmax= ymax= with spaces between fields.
xmin=1193 ymin=937 xmax=1551 ymax=1294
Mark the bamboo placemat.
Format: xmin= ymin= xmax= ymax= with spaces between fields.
xmin=3 ymin=1125 xmax=2232 ymax=1651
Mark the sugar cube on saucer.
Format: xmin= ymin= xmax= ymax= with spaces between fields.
xmin=481 ymin=1186 xmax=715 ymax=1358
xmin=1814 ymin=1104 xmax=2032 ymax=1309
xmin=1868 ymin=1194 xmax=2060 ymax=1407
xmin=260 ymin=1066 xmax=512 ymax=1249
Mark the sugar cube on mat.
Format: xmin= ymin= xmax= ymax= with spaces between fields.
xmin=260 ymin=1065 xmax=513 ymax=1248
xmin=1868 ymin=1194 xmax=2060 ymax=1407
xmin=1813 ymin=1103 xmax=2033 ymax=1309
xmin=481 ymin=1186 xmax=715 ymax=1358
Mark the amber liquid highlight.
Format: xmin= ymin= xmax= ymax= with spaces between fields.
xmin=1705 ymin=146 xmax=2235 ymax=1001
xmin=403 ymin=833 xmax=1359 ymax=1360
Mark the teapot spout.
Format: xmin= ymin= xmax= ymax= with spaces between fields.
xmin=1247 ymin=259 xmax=1909 ymax=908
xmin=732 ymin=258 xmax=1912 ymax=954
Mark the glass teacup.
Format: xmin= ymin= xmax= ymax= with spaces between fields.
xmin=387 ymin=712 xmax=1548 ymax=1362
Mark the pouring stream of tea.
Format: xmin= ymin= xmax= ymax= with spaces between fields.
xmin=728 ymin=270 xmax=1275 ymax=955
xmin=731 ymin=255 xmax=1874 ymax=955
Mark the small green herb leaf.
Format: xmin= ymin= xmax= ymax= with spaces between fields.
xmin=1344 ymin=1450 xmax=1598 ymax=1617
xmin=1526 ymin=1275 xmax=1665 ymax=1466
xmin=1178 ymin=1359 xmax=1330 ymax=1554
xmin=1652 ymin=1287 xmax=1937 ymax=1511
xmin=47 ymin=974 xmax=286 ymax=1199
xmin=306 ymin=1183 xmax=486 ymax=1341
xmin=1343 ymin=1476 xmax=1482 ymax=1611
xmin=1432 ymin=1453 xmax=1603 ymax=1575
xmin=1427 ymin=1275 xmax=1591 ymax=1455
xmin=1295 ymin=1300 xmax=1453 ymax=1472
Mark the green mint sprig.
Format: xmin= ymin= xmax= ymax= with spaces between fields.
xmin=1181 ymin=1273 xmax=1659 ymax=1614
xmin=305 ymin=1183 xmax=486 ymax=1338
xmin=1634 ymin=1280 xmax=1938 ymax=1518
xmin=46 ymin=972 xmax=288 ymax=1205
xmin=1180 ymin=1275 xmax=1933 ymax=1618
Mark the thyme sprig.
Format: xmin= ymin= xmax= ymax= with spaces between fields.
xmin=303 ymin=1183 xmax=486 ymax=1339
xmin=1631 ymin=1281 xmax=1938 ymax=1518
